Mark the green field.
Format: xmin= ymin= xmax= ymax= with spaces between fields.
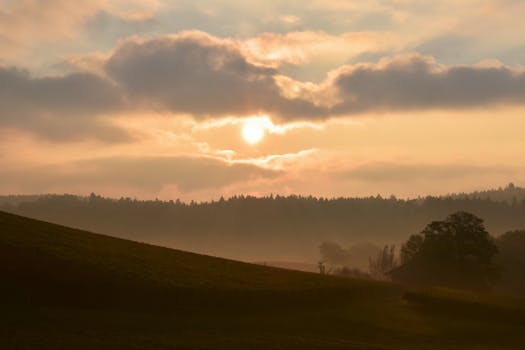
xmin=1 ymin=210 xmax=524 ymax=349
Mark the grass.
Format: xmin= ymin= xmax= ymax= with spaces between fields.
xmin=1 ymin=210 xmax=524 ymax=349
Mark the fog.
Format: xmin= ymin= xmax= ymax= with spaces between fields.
xmin=2 ymin=184 xmax=524 ymax=269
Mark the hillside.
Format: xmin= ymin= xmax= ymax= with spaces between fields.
xmin=0 ymin=210 xmax=375 ymax=299
xmin=1 ymin=211 xmax=525 ymax=349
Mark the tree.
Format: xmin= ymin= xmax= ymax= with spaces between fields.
xmin=369 ymin=245 xmax=397 ymax=280
xmin=392 ymin=211 xmax=499 ymax=290
xmin=400 ymin=234 xmax=423 ymax=264
xmin=317 ymin=261 xmax=332 ymax=275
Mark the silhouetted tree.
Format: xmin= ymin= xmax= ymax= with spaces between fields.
xmin=369 ymin=245 xmax=397 ymax=280
xmin=400 ymin=235 xmax=423 ymax=264
xmin=392 ymin=211 xmax=499 ymax=290
xmin=317 ymin=261 xmax=332 ymax=275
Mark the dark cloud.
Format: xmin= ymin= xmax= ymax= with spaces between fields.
xmin=333 ymin=55 xmax=525 ymax=114
xmin=0 ymin=66 xmax=128 ymax=141
xmin=105 ymin=31 xmax=324 ymax=119
xmin=3 ymin=32 xmax=525 ymax=142
xmin=0 ymin=32 xmax=325 ymax=142
xmin=0 ymin=156 xmax=278 ymax=193
xmin=342 ymin=162 xmax=517 ymax=182
xmin=0 ymin=67 xmax=119 ymax=113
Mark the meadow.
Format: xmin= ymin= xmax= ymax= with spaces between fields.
xmin=1 ymin=210 xmax=524 ymax=349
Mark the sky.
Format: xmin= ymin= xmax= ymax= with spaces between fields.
xmin=1 ymin=0 xmax=525 ymax=200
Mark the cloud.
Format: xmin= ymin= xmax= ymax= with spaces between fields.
xmin=0 ymin=31 xmax=325 ymax=141
xmin=0 ymin=0 xmax=102 ymax=47
xmin=0 ymin=0 xmax=162 ymax=59
xmin=4 ymin=31 xmax=525 ymax=142
xmin=241 ymin=31 xmax=400 ymax=67
xmin=105 ymin=31 xmax=325 ymax=119
xmin=0 ymin=66 xmax=128 ymax=141
xmin=332 ymin=55 xmax=525 ymax=114
xmin=104 ymin=41 xmax=525 ymax=119
xmin=0 ymin=156 xmax=278 ymax=195
xmin=231 ymin=149 xmax=318 ymax=170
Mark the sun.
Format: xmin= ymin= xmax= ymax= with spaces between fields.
xmin=242 ymin=119 xmax=265 ymax=144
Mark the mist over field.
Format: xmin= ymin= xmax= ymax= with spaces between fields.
xmin=2 ymin=184 xmax=525 ymax=265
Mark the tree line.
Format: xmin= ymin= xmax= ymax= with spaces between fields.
xmin=1 ymin=187 xmax=525 ymax=263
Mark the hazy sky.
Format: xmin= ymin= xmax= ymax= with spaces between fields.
xmin=1 ymin=0 xmax=525 ymax=200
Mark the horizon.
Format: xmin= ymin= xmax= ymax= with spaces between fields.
xmin=1 ymin=181 xmax=523 ymax=203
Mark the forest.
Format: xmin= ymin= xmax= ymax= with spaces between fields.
xmin=1 ymin=184 xmax=524 ymax=265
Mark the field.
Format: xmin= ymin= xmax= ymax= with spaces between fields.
xmin=1 ymin=210 xmax=524 ymax=349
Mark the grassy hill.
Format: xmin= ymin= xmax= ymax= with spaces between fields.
xmin=1 ymin=210 xmax=524 ymax=349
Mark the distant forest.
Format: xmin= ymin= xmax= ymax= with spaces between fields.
xmin=1 ymin=183 xmax=525 ymax=263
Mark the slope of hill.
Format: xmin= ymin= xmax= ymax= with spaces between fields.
xmin=1 ymin=210 xmax=524 ymax=349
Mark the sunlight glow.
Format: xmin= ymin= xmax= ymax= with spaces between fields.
xmin=242 ymin=118 xmax=266 ymax=144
